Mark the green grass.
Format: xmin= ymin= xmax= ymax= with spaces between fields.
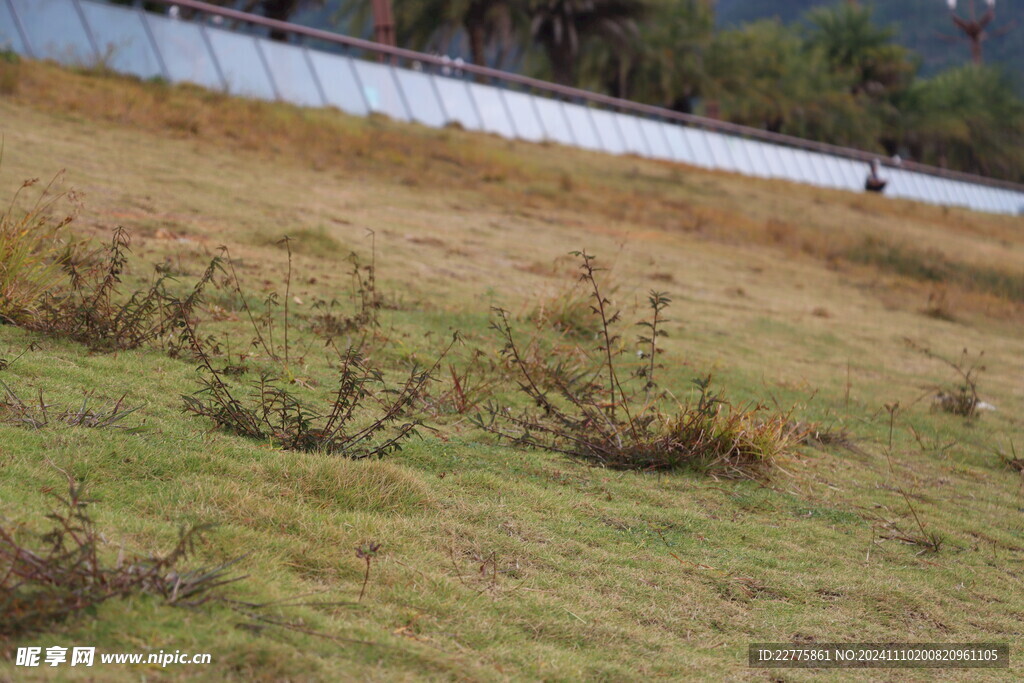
xmin=255 ymin=225 xmax=349 ymax=257
xmin=1 ymin=61 xmax=1023 ymax=681
xmin=847 ymin=236 xmax=1024 ymax=303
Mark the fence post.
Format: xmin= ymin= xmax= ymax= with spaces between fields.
xmin=555 ymin=99 xmax=577 ymax=147
xmin=675 ymin=126 xmax=698 ymax=165
xmin=343 ymin=49 xmax=373 ymax=114
xmin=808 ymin=151 xmax=837 ymax=188
xmin=903 ymin=169 xmax=930 ymax=203
xmin=4 ymin=0 xmax=35 ymax=59
xmin=716 ymin=135 xmax=742 ymax=173
xmin=196 ymin=23 xmax=228 ymax=91
xmin=495 ymin=85 xmax=520 ymax=140
xmin=301 ymin=45 xmax=329 ymax=108
xmin=634 ymin=115 xmax=656 ymax=157
xmin=70 ymin=0 xmax=101 ymax=63
xmin=528 ymin=89 xmax=549 ymax=142
xmin=934 ymin=177 xmax=956 ymax=206
xmin=583 ymin=104 xmax=606 ymax=152
xmin=792 ymin=149 xmax=818 ymax=183
xmin=425 ymin=71 xmax=450 ymax=124
xmin=460 ymin=79 xmax=485 ymax=132
xmin=730 ymin=138 xmax=757 ymax=176
xmin=698 ymin=129 xmax=721 ymax=169
xmin=651 ymin=119 xmax=674 ymax=162
xmin=252 ymin=37 xmax=281 ymax=101
xmin=136 ymin=7 xmax=170 ymax=82
xmin=386 ymin=62 xmax=414 ymax=122
xmin=747 ymin=139 xmax=773 ymax=178
xmin=607 ymin=109 xmax=628 ymax=154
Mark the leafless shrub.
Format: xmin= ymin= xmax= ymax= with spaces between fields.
xmin=994 ymin=440 xmax=1023 ymax=474
xmin=180 ymin=309 xmax=455 ymax=456
xmin=474 ymin=251 xmax=797 ymax=477
xmin=0 ymin=380 xmax=143 ymax=431
xmin=31 ymin=228 xmax=222 ymax=353
xmin=879 ymin=403 xmax=944 ymax=554
xmin=904 ymin=338 xmax=985 ymax=418
xmin=921 ymin=286 xmax=956 ymax=321
xmin=415 ymin=351 xmax=501 ymax=417
xmin=0 ymin=477 xmax=244 ymax=638
xmin=526 ymin=283 xmax=603 ymax=340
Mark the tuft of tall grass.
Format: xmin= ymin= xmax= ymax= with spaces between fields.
xmin=848 ymin=237 xmax=1024 ymax=303
xmin=0 ymin=48 xmax=19 ymax=95
xmin=2 ymin=173 xmax=221 ymax=352
xmin=526 ymin=283 xmax=605 ymax=339
xmin=0 ymin=173 xmax=78 ymax=325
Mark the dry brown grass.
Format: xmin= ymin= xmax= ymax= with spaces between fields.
xmin=12 ymin=63 xmax=526 ymax=196
xmin=7 ymin=62 xmax=1022 ymax=331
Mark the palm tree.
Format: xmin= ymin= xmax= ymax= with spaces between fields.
xmin=529 ymin=0 xmax=647 ymax=86
xmin=577 ymin=0 xmax=712 ymax=109
xmin=394 ymin=0 xmax=520 ymax=69
xmin=802 ymin=4 xmax=917 ymax=154
xmin=804 ymin=3 xmax=914 ymax=96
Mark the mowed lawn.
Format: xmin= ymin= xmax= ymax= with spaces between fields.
xmin=1 ymin=61 xmax=1023 ymax=681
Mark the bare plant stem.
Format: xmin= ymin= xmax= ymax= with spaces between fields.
xmin=358 ymin=558 xmax=371 ymax=602
xmin=575 ymin=251 xmax=638 ymax=441
xmin=367 ymin=228 xmax=377 ymax=329
xmin=281 ymin=237 xmax=292 ymax=373
xmin=881 ymin=403 xmax=939 ymax=552
xmin=646 ymin=310 xmax=659 ymax=387
xmin=223 ymin=248 xmax=275 ymax=359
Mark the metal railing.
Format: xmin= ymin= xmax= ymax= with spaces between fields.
xmin=4 ymin=0 xmax=1024 ymax=215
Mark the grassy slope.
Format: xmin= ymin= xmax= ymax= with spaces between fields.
xmin=1 ymin=62 xmax=1024 ymax=681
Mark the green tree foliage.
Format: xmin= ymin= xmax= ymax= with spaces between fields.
xmin=902 ymin=65 xmax=1024 ymax=182
xmin=703 ymin=20 xmax=880 ymax=148
xmin=577 ymin=0 xmax=712 ymax=111
xmin=697 ymin=5 xmax=1024 ymax=181
xmin=802 ymin=4 xmax=915 ymax=152
xmin=717 ymin=0 xmax=1024 ymax=80
xmin=804 ymin=3 xmax=914 ymax=97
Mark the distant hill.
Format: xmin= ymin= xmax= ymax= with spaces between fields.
xmin=716 ymin=0 xmax=1024 ymax=81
